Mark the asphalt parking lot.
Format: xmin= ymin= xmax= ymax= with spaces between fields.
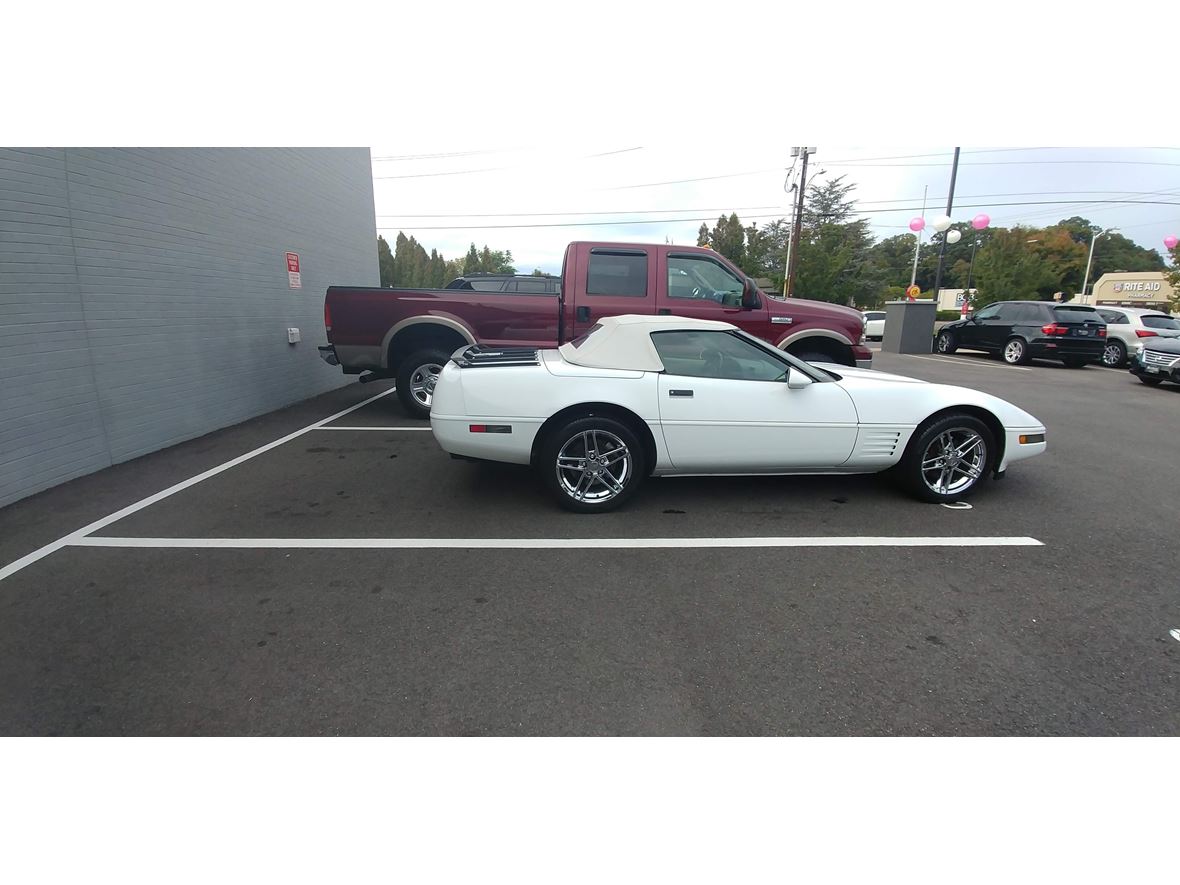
xmin=1 ymin=349 xmax=1177 ymax=736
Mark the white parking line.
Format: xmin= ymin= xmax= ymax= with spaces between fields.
xmin=312 ymin=426 xmax=431 ymax=431
xmin=68 ymin=535 xmax=1043 ymax=549
xmin=904 ymin=354 xmax=1032 ymax=372
xmin=0 ymin=387 xmax=399 ymax=584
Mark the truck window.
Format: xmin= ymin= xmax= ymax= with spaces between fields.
xmin=587 ymin=250 xmax=648 ymax=297
xmin=667 ymin=255 xmax=745 ymax=306
xmin=513 ymin=278 xmax=552 ymax=294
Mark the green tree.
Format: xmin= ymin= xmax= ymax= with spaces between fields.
xmin=707 ymin=213 xmax=746 ymax=265
xmin=1164 ymin=244 xmax=1180 ymax=312
xmin=377 ymin=235 xmax=395 ymax=287
xmin=463 ymin=243 xmax=480 ymax=275
xmin=696 ymin=223 xmax=709 ymax=247
xmin=971 ymin=227 xmax=1057 ymax=306
xmin=794 ymin=177 xmax=879 ymax=306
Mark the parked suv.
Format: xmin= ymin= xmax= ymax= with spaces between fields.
xmin=1130 ymin=336 xmax=1180 ymax=387
xmin=1094 ymin=306 xmax=1180 ymax=367
xmin=444 ymin=273 xmax=561 ymax=294
xmin=934 ymin=300 xmax=1107 ymax=367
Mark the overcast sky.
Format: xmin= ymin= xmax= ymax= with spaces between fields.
xmin=370 ymin=146 xmax=1180 ymax=276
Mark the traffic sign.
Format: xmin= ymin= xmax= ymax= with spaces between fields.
xmin=905 ymin=285 xmax=920 ymax=300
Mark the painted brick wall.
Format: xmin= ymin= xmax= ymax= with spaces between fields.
xmin=0 ymin=147 xmax=378 ymax=507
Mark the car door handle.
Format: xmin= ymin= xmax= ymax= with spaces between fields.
xmin=669 ymin=389 xmax=693 ymax=397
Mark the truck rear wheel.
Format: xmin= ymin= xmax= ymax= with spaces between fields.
xmin=395 ymin=348 xmax=450 ymax=418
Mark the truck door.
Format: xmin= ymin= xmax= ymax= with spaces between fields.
xmin=569 ymin=246 xmax=658 ymax=337
xmin=655 ymin=250 xmax=770 ymax=333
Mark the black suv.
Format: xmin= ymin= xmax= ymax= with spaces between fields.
xmin=935 ymin=300 xmax=1106 ymax=367
xmin=443 ymin=273 xmax=560 ymax=295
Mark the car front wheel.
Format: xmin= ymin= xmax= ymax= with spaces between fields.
xmin=540 ymin=416 xmax=646 ymax=513
xmin=899 ymin=414 xmax=994 ymax=503
xmin=935 ymin=331 xmax=957 ymax=354
xmin=1138 ymin=375 xmax=1163 ymax=387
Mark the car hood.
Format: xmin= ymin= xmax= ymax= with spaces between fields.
xmin=1141 ymin=336 xmax=1180 ymax=354
xmin=814 ymin=363 xmax=926 ymax=384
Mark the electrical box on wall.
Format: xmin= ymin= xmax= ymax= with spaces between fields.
xmin=287 ymin=327 xmax=301 ymax=344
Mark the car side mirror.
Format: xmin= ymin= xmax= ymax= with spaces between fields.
xmin=786 ymin=369 xmax=812 ymax=390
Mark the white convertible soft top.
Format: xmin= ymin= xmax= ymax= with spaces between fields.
xmin=558 ymin=314 xmax=738 ymax=372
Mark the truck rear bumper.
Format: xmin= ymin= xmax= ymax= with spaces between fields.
xmin=318 ymin=345 xmax=340 ymax=366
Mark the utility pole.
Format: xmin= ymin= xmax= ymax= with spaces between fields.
xmin=929 ymin=146 xmax=961 ymax=309
xmin=785 ymin=146 xmax=815 ymax=299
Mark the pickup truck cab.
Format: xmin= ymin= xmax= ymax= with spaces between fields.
xmin=321 ymin=241 xmax=872 ymax=417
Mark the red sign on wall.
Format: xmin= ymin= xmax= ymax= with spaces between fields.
xmin=286 ymin=251 xmax=302 ymax=289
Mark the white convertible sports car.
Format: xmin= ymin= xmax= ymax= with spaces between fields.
xmin=429 ymin=315 xmax=1047 ymax=512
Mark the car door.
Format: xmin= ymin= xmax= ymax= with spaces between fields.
xmin=656 ymin=251 xmax=766 ymax=324
xmin=651 ymin=329 xmax=858 ymax=472
xmin=979 ymin=302 xmax=1020 ymax=350
xmin=957 ymin=303 xmax=1001 ymax=348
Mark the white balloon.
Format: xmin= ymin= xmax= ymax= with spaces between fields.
xmin=932 ymin=215 xmax=952 ymax=233
xmin=946 ymin=229 xmax=962 ymax=244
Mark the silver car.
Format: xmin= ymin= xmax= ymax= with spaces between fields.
xmin=1095 ymin=306 xmax=1180 ymax=367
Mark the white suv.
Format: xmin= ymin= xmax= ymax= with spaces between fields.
xmin=1094 ymin=306 xmax=1180 ymax=367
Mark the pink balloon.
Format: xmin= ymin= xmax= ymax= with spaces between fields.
xmin=909 ymin=217 xmax=926 ymax=232
xmin=972 ymin=214 xmax=990 ymax=230
xmin=1165 ymin=235 xmax=1178 ymax=250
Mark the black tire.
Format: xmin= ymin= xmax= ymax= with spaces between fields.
xmin=395 ymin=348 xmax=450 ymax=418
xmin=935 ymin=330 xmax=958 ymax=354
xmin=1137 ymin=375 xmax=1163 ymax=387
xmin=897 ymin=413 xmax=995 ymax=504
xmin=539 ymin=416 xmax=646 ymax=513
xmin=1062 ymin=357 xmax=1088 ymax=369
xmin=794 ymin=351 xmax=833 ymax=365
xmin=1002 ymin=337 xmax=1030 ymax=365
xmin=1101 ymin=340 xmax=1126 ymax=368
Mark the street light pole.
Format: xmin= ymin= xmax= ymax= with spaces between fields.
xmin=930 ymin=146 xmax=961 ymax=309
xmin=965 ymin=237 xmax=981 ymax=293
xmin=910 ymin=185 xmax=928 ymax=289
xmin=1080 ymin=227 xmax=1117 ymax=304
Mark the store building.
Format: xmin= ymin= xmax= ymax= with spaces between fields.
xmin=1072 ymin=272 xmax=1175 ymax=311
xmin=0 ymin=148 xmax=378 ymax=507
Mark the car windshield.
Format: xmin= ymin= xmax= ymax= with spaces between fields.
xmin=1141 ymin=315 xmax=1180 ymax=330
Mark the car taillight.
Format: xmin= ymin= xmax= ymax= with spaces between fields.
xmin=1097 ymin=327 xmax=1106 ymax=337
xmin=1135 ymin=329 xmax=1158 ymax=338
xmin=1041 ymin=323 xmax=1069 ymax=335
xmin=324 ymin=300 xmax=332 ymax=332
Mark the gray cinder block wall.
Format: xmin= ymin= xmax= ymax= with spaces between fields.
xmin=0 ymin=147 xmax=378 ymax=508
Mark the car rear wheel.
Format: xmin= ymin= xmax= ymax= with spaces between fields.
xmin=395 ymin=348 xmax=449 ymax=418
xmin=1003 ymin=337 xmax=1030 ymax=365
xmin=1138 ymin=375 xmax=1163 ymax=387
xmin=935 ymin=331 xmax=957 ymax=354
xmin=899 ymin=414 xmax=994 ymax=503
xmin=1101 ymin=340 xmax=1126 ymax=368
xmin=540 ymin=417 xmax=646 ymax=513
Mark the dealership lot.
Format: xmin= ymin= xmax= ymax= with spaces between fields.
xmin=0 ymin=352 xmax=1177 ymax=736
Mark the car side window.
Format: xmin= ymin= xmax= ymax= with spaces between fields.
xmin=666 ymin=255 xmax=746 ymax=306
xmin=513 ymin=279 xmax=550 ymax=294
xmin=974 ymin=304 xmax=1001 ymax=320
xmin=587 ymin=249 xmax=648 ymax=297
xmin=651 ymin=330 xmax=789 ymax=382
xmin=468 ymin=279 xmax=505 ymax=292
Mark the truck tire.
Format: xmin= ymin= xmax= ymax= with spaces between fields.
xmin=396 ymin=348 xmax=450 ymax=418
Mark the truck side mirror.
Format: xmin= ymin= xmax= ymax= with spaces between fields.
xmin=742 ymin=281 xmax=761 ymax=310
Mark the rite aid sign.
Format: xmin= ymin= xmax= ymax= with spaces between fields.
xmin=1112 ymin=281 xmax=1161 ymax=295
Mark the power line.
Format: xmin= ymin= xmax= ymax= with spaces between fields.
xmin=377 ymin=191 xmax=1180 ymax=220
xmin=377 ymin=199 xmax=1180 ymax=231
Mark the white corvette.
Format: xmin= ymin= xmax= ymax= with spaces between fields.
xmin=429 ymin=315 xmax=1046 ymax=512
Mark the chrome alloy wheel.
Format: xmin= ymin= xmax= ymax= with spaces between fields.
xmin=920 ymin=429 xmax=987 ymax=496
xmin=555 ymin=429 xmax=632 ymax=504
xmin=1003 ymin=339 xmax=1024 ymax=363
xmin=936 ymin=332 xmax=953 ymax=353
xmin=1101 ymin=342 xmax=1123 ymax=367
xmin=408 ymin=362 xmax=444 ymax=408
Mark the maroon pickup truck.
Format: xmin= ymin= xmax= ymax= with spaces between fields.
xmin=320 ymin=241 xmax=872 ymax=417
